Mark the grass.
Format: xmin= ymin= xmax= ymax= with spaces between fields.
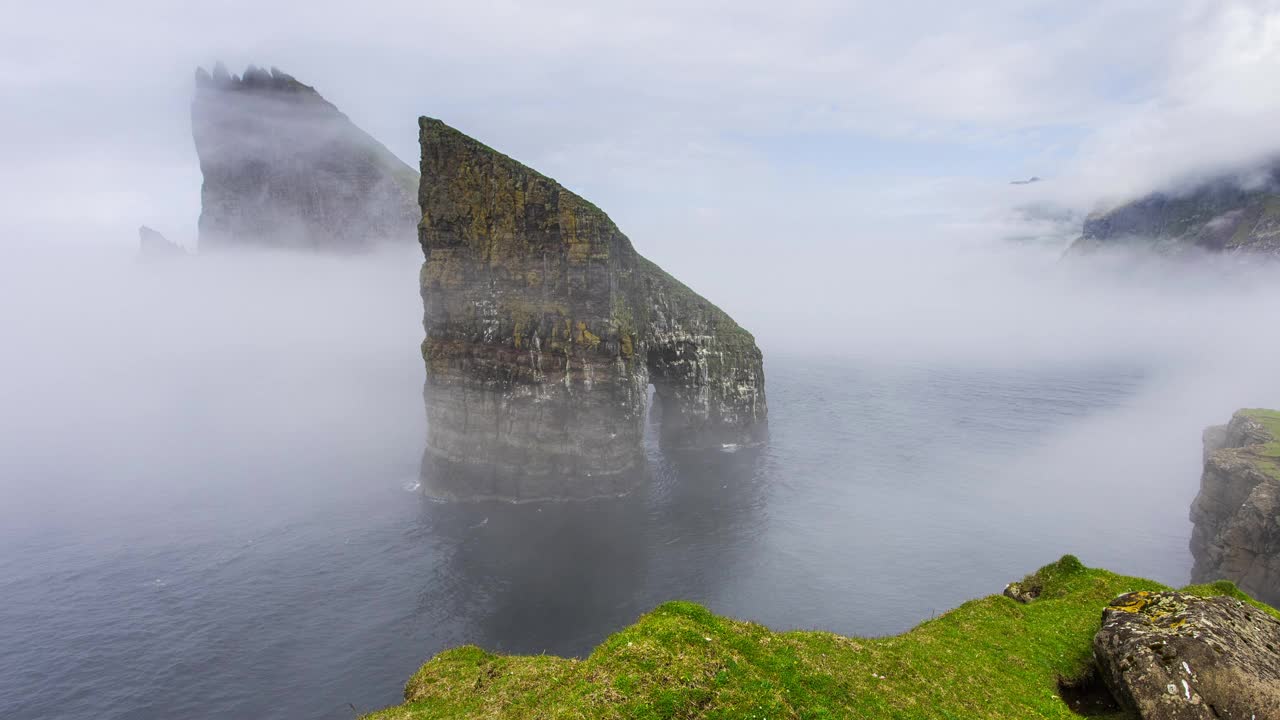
xmin=1236 ymin=408 xmax=1280 ymax=479
xmin=363 ymin=556 xmax=1276 ymax=720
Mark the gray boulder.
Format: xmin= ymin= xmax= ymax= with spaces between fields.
xmin=1093 ymin=590 xmax=1280 ymax=719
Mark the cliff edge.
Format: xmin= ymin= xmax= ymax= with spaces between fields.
xmin=1068 ymin=168 xmax=1280 ymax=256
xmin=417 ymin=118 xmax=767 ymax=501
xmin=363 ymin=556 xmax=1280 ymax=719
xmin=1190 ymin=408 xmax=1280 ymax=606
xmin=192 ymin=63 xmax=419 ymax=251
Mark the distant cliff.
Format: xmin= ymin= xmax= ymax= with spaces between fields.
xmin=418 ymin=118 xmax=767 ymax=501
xmin=192 ymin=63 xmax=419 ymax=252
xmin=137 ymin=225 xmax=186 ymax=260
xmin=1191 ymin=409 xmax=1280 ymax=606
xmin=1068 ymin=168 xmax=1280 ymax=256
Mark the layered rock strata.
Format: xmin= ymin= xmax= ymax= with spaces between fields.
xmin=1190 ymin=409 xmax=1280 ymax=605
xmin=417 ymin=118 xmax=767 ymax=501
xmin=192 ymin=63 xmax=419 ymax=251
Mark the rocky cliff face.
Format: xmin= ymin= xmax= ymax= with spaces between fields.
xmin=192 ymin=64 xmax=419 ymax=252
xmin=1190 ymin=409 xmax=1280 ymax=605
xmin=417 ymin=117 xmax=767 ymax=501
xmin=1068 ymin=168 xmax=1280 ymax=256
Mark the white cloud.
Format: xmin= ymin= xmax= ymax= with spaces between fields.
xmin=2 ymin=0 xmax=1280 ymax=253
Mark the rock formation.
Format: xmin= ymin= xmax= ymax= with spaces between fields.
xmin=1068 ymin=165 xmax=1280 ymax=256
xmin=417 ymin=117 xmax=767 ymax=501
xmin=137 ymin=225 xmax=186 ymax=260
xmin=192 ymin=63 xmax=419 ymax=252
xmin=1190 ymin=409 xmax=1280 ymax=605
xmin=1093 ymin=590 xmax=1280 ymax=719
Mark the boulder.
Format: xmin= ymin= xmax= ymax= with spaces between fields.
xmin=1093 ymin=590 xmax=1280 ymax=719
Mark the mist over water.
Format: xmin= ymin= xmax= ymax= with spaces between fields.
xmin=4 ymin=231 xmax=1280 ymax=718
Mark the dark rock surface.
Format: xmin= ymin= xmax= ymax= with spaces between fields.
xmin=417 ymin=117 xmax=767 ymax=501
xmin=192 ymin=63 xmax=419 ymax=252
xmin=1191 ymin=410 xmax=1280 ymax=605
xmin=1068 ymin=166 xmax=1280 ymax=256
xmin=1002 ymin=580 xmax=1039 ymax=604
xmin=137 ymin=225 xmax=185 ymax=259
xmin=1093 ymin=590 xmax=1280 ymax=719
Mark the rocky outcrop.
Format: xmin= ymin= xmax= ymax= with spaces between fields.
xmin=417 ymin=117 xmax=767 ymax=501
xmin=1190 ymin=409 xmax=1280 ymax=605
xmin=1068 ymin=167 xmax=1280 ymax=256
xmin=1093 ymin=590 xmax=1280 ymax=719
xmin=192 ymin=63 xmax=419 ymax=252
xmin=137 ymin=225 xmax=186 ymax=260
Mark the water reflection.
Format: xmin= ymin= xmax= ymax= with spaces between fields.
xmin=413 ymin=442 xmax=770 ymax=657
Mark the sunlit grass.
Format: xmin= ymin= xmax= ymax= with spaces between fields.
xmin=365 ymin=556 xmax=1274 ymax=720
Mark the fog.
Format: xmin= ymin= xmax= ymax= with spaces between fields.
xmin=8 ymin=1 xmax=1280 ymax=718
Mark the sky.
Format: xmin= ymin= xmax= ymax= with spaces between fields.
xmin=5 ymin=1 xmax=1280 ymax=240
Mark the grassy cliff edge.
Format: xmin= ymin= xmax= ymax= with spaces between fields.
xmin=365 ymin=557 xmax=1278 ymax=719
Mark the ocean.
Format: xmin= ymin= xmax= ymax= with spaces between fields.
xmin=0 ymin=245 xmax=1252 ymax=719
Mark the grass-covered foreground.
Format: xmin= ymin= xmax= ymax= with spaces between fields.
xmin=365 ymin=557 xmax=1279 ymax=720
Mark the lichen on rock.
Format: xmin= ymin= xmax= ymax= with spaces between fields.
xmin=191 ymin=63 xmax=419 ymax=252
xmin=1093 ymin=589 xmax=1280 ymax=719
xmin=417 ymin=117 xmax=767 ymax=501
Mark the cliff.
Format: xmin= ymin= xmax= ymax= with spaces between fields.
xmin=1190 ymin=409 xmax=1280 ymax=605
xmin=362 ymin=557 xmax=1280 ymax=719
xmin=1067 ymin=168 xmax=1280 ymax=256
xmin=192 ymin=63 xmax=419 ymax=251
xmin=417 ymin=118 xmax=767 ymax=501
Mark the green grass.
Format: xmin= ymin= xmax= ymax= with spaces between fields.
xmin=1236 ymin=408 xmax=1280 ymax=479
xmin=363 ymin=556 xmax=1276 ymax=720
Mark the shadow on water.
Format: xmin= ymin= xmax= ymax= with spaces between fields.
xmin=412 ymin=441 xmax=770 ymax=658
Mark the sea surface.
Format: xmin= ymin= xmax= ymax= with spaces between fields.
xmin=0 ymin=251 xmax=1214 ymax=719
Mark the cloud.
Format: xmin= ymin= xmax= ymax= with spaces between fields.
xmin=1060 ymin=1 xmax=1280 ymax=204
xmin=2 ymin=0 xmax=1280 ymax=259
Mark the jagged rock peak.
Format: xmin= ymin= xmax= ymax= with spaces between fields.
xmin=194 ymin=62 xmax=316 ymax=97
xmin=137 ymin=225 xmax=186 ymax=260
xmin=191 ymin=65 xmax=419 ymax=252
xmin=417 ymin=116 xmax=767 ymax=501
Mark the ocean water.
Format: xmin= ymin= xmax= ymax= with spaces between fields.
xmin=0 ymin=249 xmax=1222 ymax=719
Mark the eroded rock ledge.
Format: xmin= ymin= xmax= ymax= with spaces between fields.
xmin=192 ymin=63 xmax=419 ymax=252
xmin=1190 ymin=409 xmax=1280 ymax=606
xmin=417 ymin=118 xmax=767 ymax=501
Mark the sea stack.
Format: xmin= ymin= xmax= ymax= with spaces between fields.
xmin=137 ymin=225 xmax=186 ymax=260
xmin=417 ymin=117 xmax=767 ymax=501
xmin=1190 ymin=409 xmax=1280 ymax=606
xmin=191 ymin=63 xmax=419 ymax=251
